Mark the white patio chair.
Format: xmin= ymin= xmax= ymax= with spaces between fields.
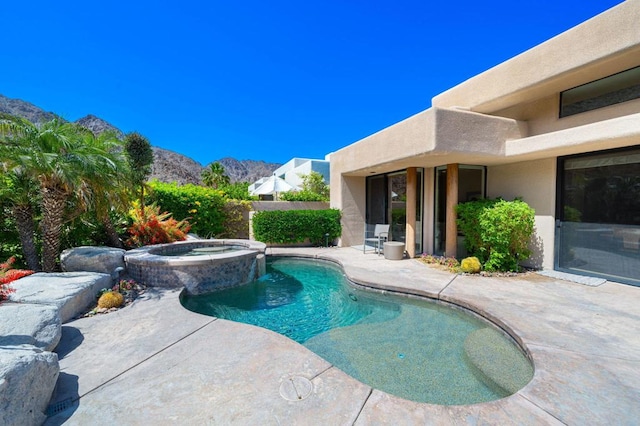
xmin=363 ymin=224 xmax=390 ymax=254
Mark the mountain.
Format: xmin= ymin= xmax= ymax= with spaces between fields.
xmin=150 ymin=147 xmax=204 ymax=185
xmin=0 ymin=93 xmax=281 ymax=184
xmin=217 ymin=157 xmax=282 ymax=184
xmin=0 ymin=94 xmax=58 ymax=123
xmin=75 ymin=114 xmax=123 ymax=138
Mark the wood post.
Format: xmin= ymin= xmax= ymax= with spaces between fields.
xmin=445 ymin=163 xmax=459 ymax=257
xmin=405 ymin=167 xmax=417 ymax=258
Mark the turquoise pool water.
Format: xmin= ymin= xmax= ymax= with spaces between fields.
xmin=180 ymin=257 xmax=533 ymax=405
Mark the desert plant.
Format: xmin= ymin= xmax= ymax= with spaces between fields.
xmin=124 ymin=132 xmax=153 ymax=211
xmin=419 ymin=254 xmax=460 ymax=272
xmin=97 ymin=290 xmax=124 ymax=309
xmin=460 ymin=256 xmax=482 ymax=274
xmin=0 ymin=256 xmax=34 ymax=303
xmin=117 ymin=279 xmax=137 ymax=292
xmin=126 ymin=204 xmax=190 ymax=247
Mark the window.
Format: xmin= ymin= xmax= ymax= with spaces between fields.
xmin=559 ymin=66 xmax=640 ymax=118
xmin=556 ymin=146 xmax=640 ymax=286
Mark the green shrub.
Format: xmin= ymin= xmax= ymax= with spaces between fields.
xmin=252 ymin=209 xmax=341 ymax=245
xmin=456 ymin=198 xmax=498 ymax=256
xmin=280 ymin=190 xmax=328 ymax=202
xmin=457 ymin=198 xmax=535 ymax=272
xmin=220 ymin=182 xmax=257 ymax=201
xmin=147 ymin=181 xmax=226 ymax=238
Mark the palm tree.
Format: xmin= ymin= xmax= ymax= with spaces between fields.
xmin=202 ymin=162 xmax=230 ymax=188
xmin=0 ymin=171 xmax=41 ymax=270
xmin=82 ymin=130 xmax=132 ymax=248
xmin=0 ymin=114 xmax=130 ymax=271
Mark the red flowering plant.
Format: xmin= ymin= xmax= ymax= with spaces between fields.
xmin=126 ymin=204 xmax=191 ymax=248
xmin=0 ymin=256 xmax=35 ymax=304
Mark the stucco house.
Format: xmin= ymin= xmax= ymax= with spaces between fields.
xmin=330 ymin=0 xmax=640 ymax=286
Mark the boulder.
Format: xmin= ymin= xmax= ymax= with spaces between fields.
xmin=60 ymin=246 xmax=126 ymax=275
xmin=9 ymin=272 xmax=111 ymax=323
xmin=0 ymin=303 xmax=61 ymax=351
xmin=0 ymin=345 xmax=59 ymax=426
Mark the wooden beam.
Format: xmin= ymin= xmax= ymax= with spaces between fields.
xmin=445 ymin=164 xmax=459 ymax=257
xmin=405 ymin=167 xmax=417 ymax=258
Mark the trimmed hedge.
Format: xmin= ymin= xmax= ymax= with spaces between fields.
xmin=457 ymin=198 xmax=535 ymax=272
xmin=147 ymin=181 xmax=226 ymax=238
xmin=252 ymin=209 xmax=341 ymax=245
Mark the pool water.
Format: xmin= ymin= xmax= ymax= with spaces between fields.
xmin=180 ymin=257 xmax=533 ymax=405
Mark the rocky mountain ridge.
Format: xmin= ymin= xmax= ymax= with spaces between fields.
xmin=0 ymin=94 xmax=280 ymax=184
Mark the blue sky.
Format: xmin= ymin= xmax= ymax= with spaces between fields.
xmin=1 ymin=1 xmax=623 ymax=165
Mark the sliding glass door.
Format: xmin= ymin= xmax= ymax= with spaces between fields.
xmin=556 ymin=147 xmax=640 ymax=286
xmin=366 ymin=169 xmax=423 ymax=254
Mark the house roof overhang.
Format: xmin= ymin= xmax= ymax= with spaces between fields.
xmin=331 ymin=109 xmax=640 ymax=177
xmin=432 ymin=1 xmax=640 ymax=114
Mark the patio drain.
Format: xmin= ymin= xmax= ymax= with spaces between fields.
xmin=46 ymin=397 xmax=75 ymax=416
xmin=279 ymin=376 xmax=313 ymax=401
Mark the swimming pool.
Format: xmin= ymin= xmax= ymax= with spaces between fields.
xmin=180 ymin=257 xmax=533 ymax=405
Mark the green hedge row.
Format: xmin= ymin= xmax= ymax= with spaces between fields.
xmin=252 ymin=209 xmax=341 ymax=245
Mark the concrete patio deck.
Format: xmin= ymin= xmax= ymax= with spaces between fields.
xmin=45 ymin=247 xmax=640 ymax=425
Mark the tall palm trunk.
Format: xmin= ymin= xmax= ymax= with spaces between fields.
xmin=11 ymin=204 xmax=41 ymax=271
xmin=40 ymin=186 xmax=67 ymax=272
xmin=100 ymin=212 xmax=123 ymax=248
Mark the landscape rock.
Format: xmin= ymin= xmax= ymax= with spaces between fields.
xmin=0 ymin=345 xmax=59 ymax=426
xmin=60 ymin=246 xmax=126 ymax=275
xmin=0 ymin=303 xmax=61 ymax=351
xmin=9 ymin=272 xmax=111 ymax=323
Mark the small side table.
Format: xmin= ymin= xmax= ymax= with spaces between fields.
xmin=383 ymin=242 xmax=405 ymax=260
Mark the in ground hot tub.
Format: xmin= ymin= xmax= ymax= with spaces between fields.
xmin=124 ymin=239 xmax=266 ymax=294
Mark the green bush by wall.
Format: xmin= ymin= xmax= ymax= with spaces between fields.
xmin=252 ymin=209 xmax=341 ymax=245
xmin=147 ymin=181 xmax=226 ymax=238
xmin=457 ymin=198 xmax=535 ymax=272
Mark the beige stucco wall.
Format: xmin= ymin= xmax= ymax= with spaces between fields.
xmin=330 ymin=107 xmax=523 ymax=178
xmin=330 ymin=175 xmax=366 ymax=247
xmin=494 ymin=94 xmax=640 ymax=138
xmin=330 ymin=109 xmax=436 ymax=177
xmin=432 ymin=0 xmax=640 ymax=114
xmin=505 ymin=113 xmax=640 ymax=162
xmin=487 ymin=159 xmax=557 ymax=269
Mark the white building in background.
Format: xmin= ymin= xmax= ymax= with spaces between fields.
xmin=249 ymin=156 xmax=331 ymax=196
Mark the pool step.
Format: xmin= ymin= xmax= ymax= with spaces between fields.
xmin=463 ymin=328 xmax=533 ymax=396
